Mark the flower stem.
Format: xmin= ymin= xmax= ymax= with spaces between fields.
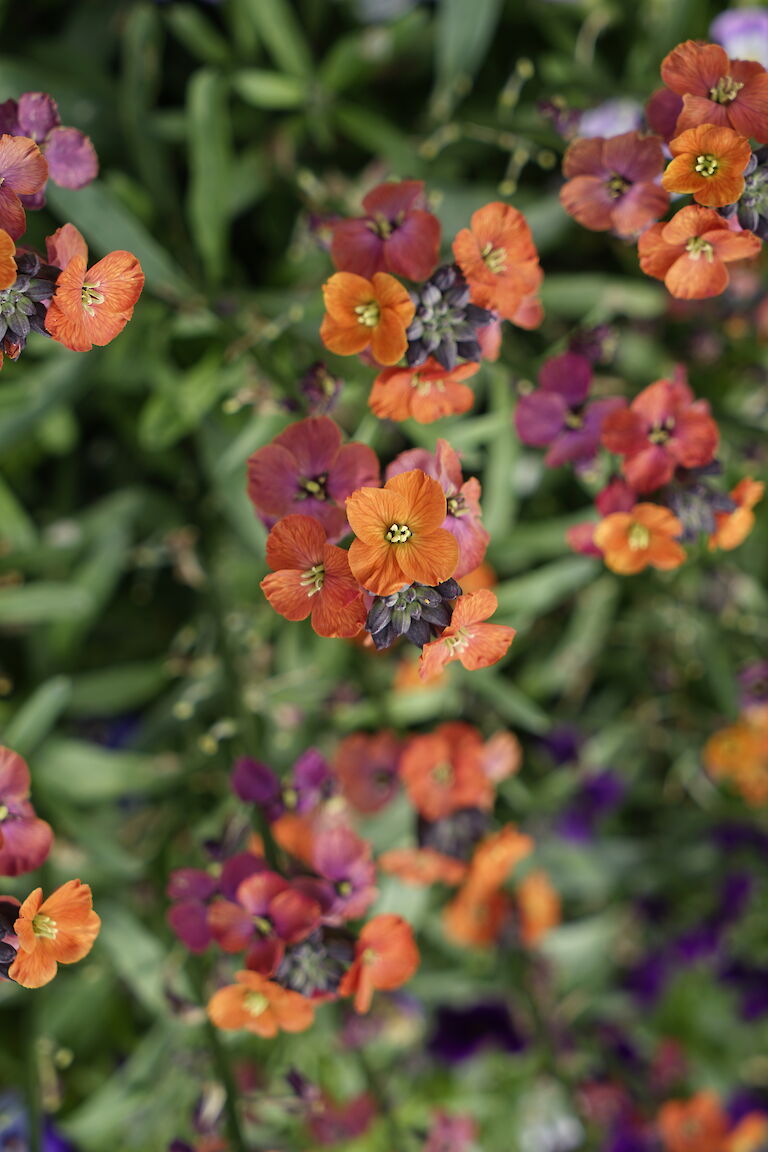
xmin=26 ymin=996 xmax=43 ymax=1152
xmin=189 ymin=959 xmax=248 ymax=1152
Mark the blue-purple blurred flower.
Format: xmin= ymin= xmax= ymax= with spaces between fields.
xmin=578 ymin=99 xmax=643 ymax=138
xmin=558 ymin=771 xmax=625 ymax=841
xmin=429 ymin=1000 xmax=526 ymax=1062
xmin=710 ymin=9 xmax=768 ymax=67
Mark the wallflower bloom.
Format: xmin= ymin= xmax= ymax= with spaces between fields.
xmin=560 ymin=132 xmax=669 ymax=237
xmin=657 ymin=1092 xmax=729 ymax=1152
xmin=661 ymin=40 xmax=768 ymax=143
xmin=639 ymin=205 xmax=762 ymax=299
xmin=331 ymin=180 xmax=440 ymax=282
xmin=208 ymin=871 xmax=321 ymax=975
xmin=601 ymin=375 xmax=719 ymax=491
xmin=0 ymin=134 xmax=48 ymax=238
xmin=368 ymin=358 xmax=479 ymax=423
xmin=663 ymin=124 xmax=752 ymax=207
xmin=261 ymin=515 xmax=365 ymax=638
xmin=708 ymin=477 xmax=764 ymax=550
xmin=0 ymin=230 xmax=16 ymax=291
xmin=0 ymin=747 xmax=53 ymax=877
xmin=9 ymin=879 xmax=100 ymax=988
xmin=704 ymin=712 xmax=768 ymax=805
xmin=378 ymin=847 xmax=468 ymax=887
xmin=339 ymin=914 xmax=419 ymax=1013
xmin=399 ymin=723 xmax=491 ymax=821
xmin=346 ymin=469 xmax=459 ymax=595
xmin=452 ymin=201 xmax=543 ymax=323
xmin=335 ymin=731 xmax=401 ymax=813
xmin=517 ymin=870 xmax=562 ymax=945
xmin=320 ymin=271 xmax=415 ymax=366
xmin=594 ymin=503 xmax=686 ymax=575
xmin=419 ymin=590 xmax=515 ymax=681
xmin=207 ymin=970 xmax=314 ymax=1037
xmin=247 ymin=416 xmax=379 ymax=540
xmin=724 ymin=1113 xmax=768 ymax=1152
xmin=44 ymin=224 xmax=144 ymax=352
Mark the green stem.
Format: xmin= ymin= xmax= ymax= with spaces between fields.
xmin=189 ymin=959 xmax=248 ymax=1152
xmin=358 ymin=1048 xmax=418 ymax=1152
xmin=25 ymin=994 xmax=43 ymax=1152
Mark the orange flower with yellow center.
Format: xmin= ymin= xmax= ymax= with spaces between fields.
xmin=663 ymin=124 xmax=752 ymax=207
xmin=320 ymin=271 xmax=415 ymax=366
xmin=708 ymin=477 xmax=764 ymax=551
xmin=594 ymin=503 xmax=685 ymax=575
xmin=346 ymin=469 xmax=459 ymax=595
xmin=0 ymin=229 xmax=16 ymax=291
xmin=207 ymin=970 xmax=314 ymax=1037
xmin=9 ymin=879 xmax=100 ymax=988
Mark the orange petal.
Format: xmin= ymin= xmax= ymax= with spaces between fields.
xmin=265 ymin=514 xmax=326 ymax=571
xmin=346 ymin=486 xmax=405 ymax=545
xmin=395 ymin=529 xmax=459 ymax=587
xmin=369 ymin=308 xmax=408 ymax=366
xmin=348 ymin=537 xmax=407 ymax=596
xmin=458 ymin=623 xmax=515 ymax=671
xmin=322 ymin=272 xmax=374 ymax=322
xmin=261 ymin=570 xmax=313 ymax=621
xmin=386 ymin=469 xmax=446 ymax=534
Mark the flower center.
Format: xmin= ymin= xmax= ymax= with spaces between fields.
xmin=606 ymin=174 xmax=629 ymax=199
xmin=81 ymin=282 xmax=105 ymax=316
xmin=0 ymin=805 xmax=8 ymax=822
xmin=565 ymin=410 xmax=584 ymax=429
xmin=445 ymin=627 xmax=472 ymax=653
xmin=32 ymin=913 xmax=58 ymax=940
xmin=299 ymin=473 xmax=328 ymax=500
xmin=252 ymin=915 xmax=272 ymax=935
xmin=710 ymin=75 xmax=744 ymax=104
xmin=300 ymin=563 xmax=325 ymax=597
xmin=433 ymin=760 xmax=454 ymax=784
xmin=447 ymin=494 xmax=466 ymax=517
xmin=694 ymin=153 xmax=720 ymax=177
xmin=481 ymin=243 xmax=508 ymax=274
xmin=649 ymin=418 xmax=675 ymax=444
xmin=362 ymin=946 xmax=377 ymax=965
xmin=685 ymin=236 xmax=714 ymax=260
xmin=243 ymin=991 xmax=269 ymax=1017
xmin=628 ymin=522 xmax=650 ymax=551
xmin=355 ymin=300 xmax=380 ymax=327
xmin=386 ymin=522 xmax=412 ymax=543
xmin=412 ymin=372 xmax=444 ymax=396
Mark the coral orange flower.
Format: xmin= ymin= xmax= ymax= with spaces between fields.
xmin=708 ymin=477 xmax=764 ymax=550
xmin=9 ymin=879 xmax=100 ymax=988
xmin=45 ymin=224 xmax=144 ymax=352
xmin=466 ymin=825 xmax=534 ymax=894
xmin=418 ymin=589 xmax=515 ymax=682
xmin=594 ymin=504 xmax=686 ymax=575
xmin=661 ymin=40 xmax=768 ymax=143
xmin=443 ymin=885 xmax=509 ymax=948
xmin=657 ymin=1092 xmax=729 ymax=1152
xmin=638 ymin=205 xmax=762 ymax=299
xmin=0 ymin=229 xmax=16 ymax=290
xmin=368 ymin=357 xmax=479 ymax=423
xmin=663 ymin=124 xmax=752 ymax=207
xmin=320 ymin=271 xmax=415 ymax=366
xmin=725 ymin=1113 xmax=768 ymax=1152
xmin=339 ymin=914 xmax=419 ymax=1013
xmin=704 ymin=715 xmax=768 ymax=806
xmin=0 ymin=134 xmax=48 ymax=239
xmin=560 ymin=132 xmax=669 ymax=237
xmin=378 ymin=847 xmax=467 ymax=887
xmin=208 ymin=970 xmax=314 ymax=1037
xmin=399 ymin=723 xmax=491 ymax=822
xmin=260 ymin=514 xmax=366 ymax=639
xmin=517 ymin=870 xmax=561 ymax=945
xmin=346 ymin=469 xmax=459 ymax=595
xmin=452 ymin=202 xmax=543 ymax=324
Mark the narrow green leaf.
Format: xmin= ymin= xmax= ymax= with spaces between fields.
xmin=432 ymin=0 xmax=504 ymax=116
xmin=0 ymin=474 xmax=36 ymax=549
xmin=232 ymin=68 xmax=308 ymax=109
xmin=164 ymin=4 xmax=232 ymax=65
xmin=239 ymin=0 xmax=312 ymax=76
xmin=2 ymin=677 xmax=72 ymax=758
xmin=67 ymin=662 xmax=170 ymax=717
xmin=0 ymin=583 xmax=93 ymax=627
xmin=32 ymin=738 xmax=180 ymax=803
xmin=187 ymin=69 xmax=233 ymax=285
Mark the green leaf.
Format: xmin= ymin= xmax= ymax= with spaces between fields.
xmin=0 ymin=583 xmax=93 ymax=627
xmin=140 ymin=351 xmax=240 ymax=450
xmin=0 ymin=474 xmax=36 ymax=549
xmin=238 ymin=0 xmax=312 ymax=76
xmin=232 ymin=68 xmax=309 ymax=109
xmin=432 ymin=0 xmax=505 ymax=116
xmin=0 ymin=356 xmax=84 ymax=452
xmin=187 ymin=69 xmax=233 ymax=285
xmin=2 ymin=677 xmax=72 ymax=758
xmin=67 ymin=662 xmax=170 ymax=717
xmin=494 ymin=557 xmax=599 ymax=624
xmin=32 ymin=738 xmax=180 ymax=803
xmin=541 ymin=274 xmax=667 ymax=321
xmin=99 ymin=906 xmax=170 ymax=1016
xmin=164 ymin=4 xmax=232 ymax=65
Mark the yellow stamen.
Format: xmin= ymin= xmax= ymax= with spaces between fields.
xmin=386 ymin=522 xmax=412 ymax=543
xmin=628 ymin=523 xmax=650 ymax=551
xmin=481 ymin=243 xmax=508 ymax=274
xmin=32 ymin=913 xmax=57 ymax=940
xmin=694 ymin=153 xmax=719 ymax=177
xmin=243 ymin=991 xmax=269 ymax=1017
xmin=355 ymin=301 xmax=380 ymax=327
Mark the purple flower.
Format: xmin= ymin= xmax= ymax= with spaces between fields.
xmin=231 ymin=757 xmax=284 ymax=820
xmin=558 ymin=770 xmax=625 ymax=841
xmin=578 ymin=99 xmax=643 ymax=139
xmin=429 ymin=1000 xmax=525 ymax=1063
xmin=739 ymin=661 xmax=768 ymax=710
xmin=292 ymin=748 xmax=336 ymax=813
xmin=624 ymin=953 xmax=669 ymax=1005
xmin=165 ymin=852 xmax=266 ymax=952
xmin=515 ymin=353 xmax=624 ymax=468
xmin=300 ymin=362 xmax=342 ymax=416
xmin=718 ymin=959 xmax=768 ymax=1020
xmin=539 ymin=725 xmax=582 ymax=766
xmin=312 ymin=825 xmax=377 ymax=922
xmin=0 ymin=92 xmax=98 ymax=209
xmin=711 ymin=9 xmax=768 ymax=67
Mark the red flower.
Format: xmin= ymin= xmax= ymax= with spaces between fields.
xmin=560 ymin=132 xmax=669 ymax=237
xmin=601 ymin=375 xmax=719 ymax=492
xmin=399 ymin=723 xmax=491 ymax=821
xmin=331 ymin=180 xmax=440 ymax=282
xmin=419 ymin=590 xmax=515 ymax=681
xmin=638 ymin=205 xmax=761 ymax=299
xmin=452 ymin=201 xmax=543 ymax=323
xmin=0 ymin=746 xmax=53 ymax=877
xmin=661 ymin=40 xmax=768 ymax=143
xmin=0 ymin=134 xmax=48 ymax=239
xmin=339 ymin=914 xmax=419 ymax=1013
xmin=261 ymin=515 xmax=365 ymax=638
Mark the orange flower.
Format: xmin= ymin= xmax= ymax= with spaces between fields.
xmin=369 ymin=357 xmax=479 ymax=423
xmin=657 ymin=1092 xmax=729 ymax=1152
xmin=466 ymin=825 xmax=534 ymax=894
xmin=594 ymin=504 xmax=685 ymax=575
xmin=45 ymin=225 xmax=144 ymax=352
xmin=443 ymin=885 xmax=510 ymax=948
xmin=725 ymin=1113 xmax=768 ymax=1152
xmin=320 ymin=271 xmax=415 ymax=366
xmin=452 ymin=202 xmax=543 ymax=324
xmin=418 ymin=589 xmax=515 ymax=681
xmin=339 ymin=914 xmax=419 ymax=1013
xmin=663 ymin=124 xmax=752 ymax=207
xmin=9 ymin=879 xmax=100 ymax=988
xmin=346 ymin=469 xmax=459 ymax=595
xmin=0 ymin=229 xmax=16 ymax=291
xmin=708 ymin=477 xmax=764 ymax=551
xmin=660 ymin=40 xmax=768 ymax=144
xmin=704 ymin=714 xmax=768 ymax=806
xmin=638 ymin=205 xmax=761 ymax=299
xmin=208 ymin=970 xmax=314 ymax=1037
xmin=378 ymin=847 xmax=467 ymax=887
xmin=260 ymin=514 xmax=366 ymax=638
xmin=399 ymin=723 xmax=491 ymax=821
xmin=517 ymin=870 xmax=561 ymax=945
xmin=459 ymin=562 xmax=496 ymax=593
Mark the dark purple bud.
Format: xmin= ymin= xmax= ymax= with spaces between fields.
xmin=231 ymin=757 xmax=283 ymax=819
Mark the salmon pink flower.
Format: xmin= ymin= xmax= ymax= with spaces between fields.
xmin=0 ymin=93 xmax=98 ymax=201
xmin=335 ymin=730 xmax=401 ymax=813
xmin=247 ymin=416 xmax=380 ymax=540
xmin=208 ymin=871 xmax=321 ymax=975
xmin=657 ymin=1092 xmax=729 ymax=1152
xmin=424 ymin=1112 xmax=477 ymax=1152
xmin=399 ymin=723 xmax=491 ymax=822
xmin=661 ymin=40 xmax=768 ymax=143
xmin=9 ymin=879 xmax=100 ymax=988
xmin=320 ymin=271 xmax=415 ymax=366
xmin=663 ymin=124 xmax=752 ymax=207
xmin=418 ymin=589 xmax=515 ymax=681
xmin=709 ymin=477 xmax=764 ymax=550
xmin=368 ymin=357 xmax=479 ymax=423
xmin=638 ymin=205 xmax=762 ymax=299
xmin=346 ymin=469 xmax=459 ymax=595
xmin=207 ymin=970 xmax=314 ymax=1037
xmin=386 ymin=440 xmax=489 ymax=579
xmin=44 ymin=225 xmax=144 ymax=352
xmin=312 ymin=824 xmax=377 ymax=922
xmin=594 ymin=503 xmax=686 ymax=575
xmin=339 ymin=914 xmax=419 ymax=1013
xmin=515 ymin=352 xmax=625 ymax=468
xmin=601 ymin=375 xmax=719 ymax=491
xmin=0 ymin=747 xmax=52 ymax=878
xmin=560 ymin=132 xmax=669 ymax=237
xmin=452 ymin=201 xmax=543 ymax=323
xmin=261 ymin=515 xmax=366 ymax=639
xmin=0 ymin=134 xmax=47 ymax=239
xmin=331 ymin=180 xmax=440 ymax=282
xmin=378 ymin=846 xmax=468 ymax=886
xmin=0 ymin=230 xmax=16 ymax=291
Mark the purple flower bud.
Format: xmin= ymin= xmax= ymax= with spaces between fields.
xmin=231 ymin=757 xmax=284 ymax=820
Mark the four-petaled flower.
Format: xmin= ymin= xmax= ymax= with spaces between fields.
xmin=369 ymin=357 xmax=479 ymax=423
xmin=0 ymin=133 xmax=48 ymax=239
xmin=9 ymin=879 xmax=100 ymax=988
xmin=638 ymin=205 xmax=762 ymax=299
xmin=594 ymin=503 xmax=686 ymax=574
xmin=331 ymin=180 xmax=440 ymax=282
xmin=207 ymin=969 xmax=315 ymax=1037
xmin=320 ymin=271 xmax=415 ymax=366
xmin=339 ymin=913 xmax=419 ymax=1013
xmin=418 ymin=589 xmax=515 ymax=681
xmin=663 ymin=123 xmax=752 ymax=207
xmin=0 ymin=746 xmax=53 ymax=878
xmin=661 ymin=40 xmax=768 ymax=143
xmin=452 ymin=201 xmax=543 ymax=324
xmin=560 ymin=131 xmax=669 ymax=237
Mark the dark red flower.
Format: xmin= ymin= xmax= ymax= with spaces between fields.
xmin=661 ymin=40 xmax=768 ymax=143
xmin=331 ymin=180 xmax=440 ymax=282
xmin=560 ymin=132 xmax=669 ymax=237
xmin=0 ymin=746 xmax=53 ymax=878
